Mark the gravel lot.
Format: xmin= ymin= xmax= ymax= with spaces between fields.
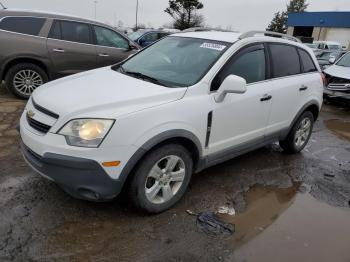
xmin=0 ymin=84 xmax=349 ymax=262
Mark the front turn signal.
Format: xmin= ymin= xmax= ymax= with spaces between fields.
xmin=102 ymin=161 xmax=121 ymax=167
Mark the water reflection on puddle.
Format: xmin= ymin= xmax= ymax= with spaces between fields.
xmin=324 ymin=119 xmax=350 ymax=142
xmin=230 ymin=185 xmax=350 ymax=262
xmin=219 ymin=183 xmax=301 ymax=246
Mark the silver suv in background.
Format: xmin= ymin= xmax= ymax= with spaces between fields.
xmin=0 ymin=9 xmax=139 ymax=99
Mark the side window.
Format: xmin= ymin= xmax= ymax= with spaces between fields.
xmin=211 ymin=46 xmax=266 ymax=91
xmin=269 ymin=44 xmax=301 ymax=78
xmin=159 ymin=33 xmax=170 ymax=39
xmin=48 ymin=20 xmax=61 ymax=39
xmin=142 ymin=32 xmax=159 ymax=42
xmin=298 ymin=49 xmax=317 ymax=73
xmin=94 ymin=26 xmax=129 ymax=49
xmin=0 ymin=17 xmax=46 ymax=36
xmin=59 ymin=21 xmax=92 ymax=44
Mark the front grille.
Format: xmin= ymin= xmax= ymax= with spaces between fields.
xmin=327 ymin=75 xmax=350 ymax=91
xmin=26 ymin=115 xmax=51 ymax=134
xmin=32 ymin=99 xmax=59 ymax=119
xmin=328 ymin=83 xmax=350 ymax=91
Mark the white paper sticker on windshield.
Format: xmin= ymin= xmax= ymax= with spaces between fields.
xmin=200 ymin=43 xmax=226 ymax=51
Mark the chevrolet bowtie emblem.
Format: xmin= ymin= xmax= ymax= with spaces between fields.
xmin=27 ymin=110 xmax=35 ymax=118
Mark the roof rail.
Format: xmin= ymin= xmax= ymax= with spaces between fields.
xmin=182 ymin=27 xmax=237 ymax=33
xmin=239 ymin=31 xmax=301 ymax=43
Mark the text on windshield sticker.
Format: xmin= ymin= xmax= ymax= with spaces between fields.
xmin=200 ymin=43 xmax=226 ymax=51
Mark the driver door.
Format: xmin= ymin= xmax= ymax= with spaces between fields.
xmin=208 ymin=44 xmax=273 ymax=155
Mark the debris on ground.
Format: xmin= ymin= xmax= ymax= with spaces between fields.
xmin=217 ymin=206 xmax=236 ymax=216
xmin=186 ymin=209 xmax=197 ymax=216
xmin=323 ymin=173 xmax=335 ymax=181
xmin=196 ymin=211 xmax=235 ymax=235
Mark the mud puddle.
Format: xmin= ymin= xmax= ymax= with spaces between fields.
xmin=324 ymin=119 xmax=350 ymax=141
xmin=228 ymin=186 xmax=350 ymax=262
xmin=218 ymin=184 xmax=301 ymax=246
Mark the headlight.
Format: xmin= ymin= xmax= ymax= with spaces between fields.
xmin=58 ymin=119 xmax=115 ymax=147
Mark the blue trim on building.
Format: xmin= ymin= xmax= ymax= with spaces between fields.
xmin=288 ymin=12 xmax=350 ymax=28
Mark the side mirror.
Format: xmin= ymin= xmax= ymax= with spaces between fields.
xmin=329 ymin=57 xmax=336 ymax=64
xmin=215 ymin=75 xmax=247 ymax=103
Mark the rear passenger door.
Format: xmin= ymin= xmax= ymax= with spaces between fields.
xmin=93 ymin=25 xmax=134 ymax=67
xmin=47 ymin=20 xmax=97 ymax=78
xmin=265 ymin=43 xmax=317 ymax=135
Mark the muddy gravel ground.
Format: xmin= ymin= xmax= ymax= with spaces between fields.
xmin=0 ymin=85 xmax=350 ymax=262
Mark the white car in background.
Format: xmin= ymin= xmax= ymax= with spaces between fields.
xmin=324 ymin=52 xmax=350 ymax=103
xmin=314 ymin=41 xmax=343 ymax=51
xmin=20 ymin=31 xmax=323 ymax=213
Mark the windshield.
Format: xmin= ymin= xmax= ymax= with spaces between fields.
xmin=116 ymin=36 xmax=230 ymax=87
xmin=328 ymin=44 xmax=341 ymax=50
xmin=128 ymin=31 xmax=144 ymax=41
xmin=336 ymin=53 xmax=350 ymax=67
xmin=318 ymin=52 xmax=337 ymax=60
xmin=306 ymin=43 xmax=317 ymax=48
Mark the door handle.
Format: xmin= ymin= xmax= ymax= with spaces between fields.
xmin=260 ymin=94 xmax=272 ymax=102
xmin=299 ymin=85 xmax=308 ymax=91
xmin=53 ymin=48 xmax=65 ymax=53
xmin=99 ymin=53 xmax=110 ymax=57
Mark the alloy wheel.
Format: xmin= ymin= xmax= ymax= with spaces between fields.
xmin=145 ymin=155 xmax=186 ymax=204
xmin=13 ymin=70 xmax=43 ymax=96
xmin=294 ymin=117 xmax=311 ymax=148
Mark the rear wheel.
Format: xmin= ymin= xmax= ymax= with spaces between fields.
xmin=129 ymin=144 xmax=193 ymax=213
xmin=279 ymin=111 xmax=314 ymax=154
xmin=5 ymin=63 xmax=48 ymax=99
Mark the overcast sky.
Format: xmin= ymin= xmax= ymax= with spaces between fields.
xmin=2 ymin=0 xmax=350 ymax=31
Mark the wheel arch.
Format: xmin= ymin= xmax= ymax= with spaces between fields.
xmin=118 ymin=129 xmax=203 ymax=189
xmin=285 ymin=100 xmax=321 ymax=139
xmin=2 ymin=57 xmax=50 ymax=81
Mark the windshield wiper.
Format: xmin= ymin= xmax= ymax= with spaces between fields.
xmin=119 ymin=66 xmax=171 ymax=87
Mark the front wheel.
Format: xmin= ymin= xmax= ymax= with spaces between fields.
xmin=279 ymin=111 xmax=314 ymax=154
xmin=129 ymin=144 xmax=193 ymax=213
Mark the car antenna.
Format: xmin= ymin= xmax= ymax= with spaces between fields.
xmin=0 ymin=1 xmax=7 ymax=9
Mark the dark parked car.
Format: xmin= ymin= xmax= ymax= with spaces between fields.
xmin=128 ymin=30 xmax=171 ymax=48
xmin=0 ymin=9 xmax=139 ymax=98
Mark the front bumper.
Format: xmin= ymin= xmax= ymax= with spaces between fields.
xmin=324 ymin=88 xmax=350 ymax=102
xmin=21 ymin=140 xmax=123 ymax=201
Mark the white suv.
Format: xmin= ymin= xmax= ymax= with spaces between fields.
xmin=20 ymin=31 xmax=323 ymax=213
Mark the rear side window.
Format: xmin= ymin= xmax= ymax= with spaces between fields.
xmin=298 ymin=49 xmax=317 ymax=73
xmin=0 ymin=17 xmax=46 ymax=36
xmin=50 ymin=20 xmax=92 ymax=44
xmin=48 ymin=21 xmax=61 ymax=39
xmin=269 ymin=44 xmax=301 ymax=78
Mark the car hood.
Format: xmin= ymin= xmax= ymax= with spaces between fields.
xmin=324 ymin=64 xmax=350 ymax=79
xmin=32 ymin=67 xmax=187 ymax=119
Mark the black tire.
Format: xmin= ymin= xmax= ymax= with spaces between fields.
xmin=129 ymin=144 xmax=193 ymax=213
xmin=5 ymin=63 xmax=48 ymax=99
xmin=279 ymin=111 xmax=314 ymax=154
